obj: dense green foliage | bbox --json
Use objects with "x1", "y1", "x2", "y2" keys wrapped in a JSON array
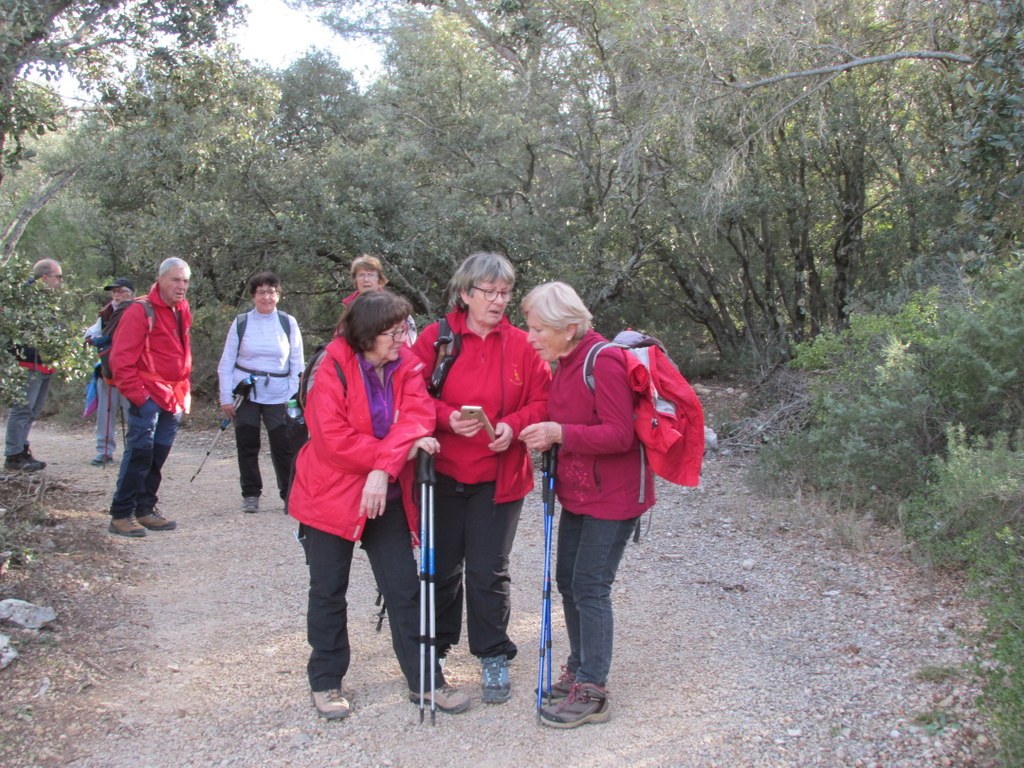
[{"x1": 0, "y1": 255, "x2": 91, "y2": 407}]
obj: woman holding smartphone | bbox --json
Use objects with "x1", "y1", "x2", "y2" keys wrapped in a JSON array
[{"x1": 411, "y1": 252, "x2": 550, "y2": 705}]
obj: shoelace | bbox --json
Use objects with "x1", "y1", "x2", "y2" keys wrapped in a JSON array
[
  {"x1": 555, "y1": 666, "x2": 575, "y2": 688},
  {"x1": 483, "y1": 661, "x2": 505, "y2": 685},
  {"x1": 323, "y1": 689, "x2": 347, "y2": 703}
]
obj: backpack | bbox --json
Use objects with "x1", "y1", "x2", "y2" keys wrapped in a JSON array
[
  {"x1": 584, "y1": 330, "x2": 705, "y2": 488},
  {"x1": 92, "y1": 299, "x2": 155, "y2": 384},
  {"x1": 296, "y1": 343, "x2": 347, "y2": 410},
  {"x1": 233, "y1": 311, "x2": 294, "y2": 381},
  {"x1": 427, "y1": 317, "x2": 461, "y2": 397},
  {"x1": 235, "y1": 311, "x2": 292, "y2": 350}
]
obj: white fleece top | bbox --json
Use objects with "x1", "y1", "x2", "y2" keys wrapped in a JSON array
[{"x1": 217, "y1": 309, "x2": 304, "y2": 405}]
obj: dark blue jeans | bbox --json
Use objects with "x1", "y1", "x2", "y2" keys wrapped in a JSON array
[
  {"x1": 433, "y1": 474, "x2": 524, "y2": 660},
  {"x1": 109, "y1": 399, "x2": 181, "y2": 519},
  {"x1": 555, "y1": 509, "x2": 637, "y2": 688}
]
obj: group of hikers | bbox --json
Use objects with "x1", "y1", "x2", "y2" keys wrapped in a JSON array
[{"x1": 4, "y1": 251, "x2": 703, "y2": 729}]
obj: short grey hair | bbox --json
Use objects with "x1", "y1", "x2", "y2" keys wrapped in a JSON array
[
  {"x1": 32, "y1": 259, "x2": 61, "y2": 278},
  {"x1": 447, "y1": 251, "x2": 516, "y2": 310},
  {"x1": 520, "y1": 281, "x2": 592, "y2": 340},
  {"x1": 159, "y1": 257, "x2": 191, "y2": 277}
]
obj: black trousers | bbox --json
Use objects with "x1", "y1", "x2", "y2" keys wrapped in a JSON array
[
  {"x1": 234, "y1": 400, "x2": 296, "y2": 500},
  {"x1": 432, "y1": 474, "x2": 524, "y2": 660},
  {"x1": 302, "y1": 499, "x2": 442, "y2": 693}
]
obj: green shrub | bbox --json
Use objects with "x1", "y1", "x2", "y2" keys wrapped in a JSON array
[{"x1": 907, "y1": 430, "x2": 1024, "y2": 766}]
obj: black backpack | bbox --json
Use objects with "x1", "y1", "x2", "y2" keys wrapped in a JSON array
[
  {"x1": 91, "y1": 299, "x2": 155, "y2": 383},
  {"x1": 296, "y1": 343, "x2": 347, "y2": 410},
  {"x1": 427, "y1": 317, "x2": 461, "y2": 397}
]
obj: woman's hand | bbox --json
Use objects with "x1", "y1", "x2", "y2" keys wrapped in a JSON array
[
  {"x1": 360, "y1": 469, "x2": 390, "y2": 519},
  {"x1": 449, "y1": 409, "x2": 484, "y2": 437},
  {"x1": 488, "y1": 422, "x2": 514, "y2": 453},
  {"x1": 220, "y1": 403, "x2": 236, "y2": 419},
  {"x1": 519, "y1": 421, "x2": 563, "y2": 452},
  {"x1": 407, "y1": 436, "x2": 440, "y2": 460}
]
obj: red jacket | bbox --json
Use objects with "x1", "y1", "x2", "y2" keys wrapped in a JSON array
[
  {"x1": 412, "y1": 311, "x2": 550, "y2": 503},
  {"x1": 550, "y1": 331, "x2": 655, "y2": 520},
  {"x1": 110, "y1": 284, "x2": 192, "y2": 413},
  {"x1": 288, "y1": 338, "x2": 435, "y2": 542}
]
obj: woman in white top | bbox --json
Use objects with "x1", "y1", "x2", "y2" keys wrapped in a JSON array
[{"x1": 217, "y1": 272, "x2": 304, "y2": 513}]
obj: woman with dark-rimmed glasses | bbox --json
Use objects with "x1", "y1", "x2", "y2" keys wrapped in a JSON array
[
  {"x1": 289, "y1": 290, "x2": 469, "y2": 719},
  {"x1": 411, "y1": 251, "x2": 551, "y2": 705}
]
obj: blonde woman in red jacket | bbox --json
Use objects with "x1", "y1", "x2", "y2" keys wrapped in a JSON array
[
  {"x1": 289, "y1": 291, "x2": 469, "y2": 720},
  {"x1": 411, "y1": 252, "x2": 551, "y2": 705},
  {"x1": 520, "y1": 281, "x2": 654, "y2": 729}
]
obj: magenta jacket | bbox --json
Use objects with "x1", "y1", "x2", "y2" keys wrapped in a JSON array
[{"x1": 550, "y1": 330, "x2": 655, "y2": 520}]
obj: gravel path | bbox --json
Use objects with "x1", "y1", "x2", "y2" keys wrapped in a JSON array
[{"x1": 0, "y1": 420, "x2": 998, "y2": 767}]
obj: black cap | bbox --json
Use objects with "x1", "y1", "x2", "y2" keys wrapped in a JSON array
[{"x1": 103, "y1": 277, "x2": 134, "y2": 291}]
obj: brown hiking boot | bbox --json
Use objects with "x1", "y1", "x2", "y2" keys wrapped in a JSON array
[
  {"x1": 311, "y1": 688, "x2": 351, "y2": 720},
  {"x1": 408, "y1": 683, "x2": 471, "y2": 714},
  {"x1": 136, "y1": 511, "x2": 177, "y2": 531},
  {"x1": 539, "y1": 682, "x2": 610, "y2": 729},
  {"x1": 109, "y1": 518, "x2": 146, "y2": 538},
  {"x1": 536, "y1": 665, "x2": 576, "y2": 700}
]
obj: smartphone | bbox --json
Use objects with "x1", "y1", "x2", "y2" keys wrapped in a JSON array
[{"x1": 460, "y1": 405, "x2": 496, "y2": 440}]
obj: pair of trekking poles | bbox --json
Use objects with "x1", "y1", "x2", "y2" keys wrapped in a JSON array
[{"x1": 414, "y1": 445, "x2": 559, "y2": 726}]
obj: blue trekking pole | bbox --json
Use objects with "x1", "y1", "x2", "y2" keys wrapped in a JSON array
[
  {"x1": 536, "y1": 445, "x2": 559, "y2": 723},
  {"x1": 416, "y1": 449, "x2": 437, "y2": 725}
]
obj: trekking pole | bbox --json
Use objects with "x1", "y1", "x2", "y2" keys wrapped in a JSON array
[
  {"x1": 536, "y1": 445, "x2": 559, "y2": 723},
  {"x1": 416, "y1": 448, "x2": 437, "y2": 725},
  {"x1": 189, "y1": 375, "x2": 254, "y2": 483}
]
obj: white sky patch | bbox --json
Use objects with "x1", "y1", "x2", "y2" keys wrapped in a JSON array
[{"x1": 230, "y1": 0, "x2": 382, "y2": 84}]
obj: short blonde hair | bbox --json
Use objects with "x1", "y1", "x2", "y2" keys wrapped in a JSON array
[
  {"x1": 520, "y1": 281, "x2": 592, "y2": 340},
  {"x1": 350, "y1": 254, "x2": 388, "y2": 285}
]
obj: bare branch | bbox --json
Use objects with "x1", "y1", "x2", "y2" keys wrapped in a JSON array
[
  {"x1": 1, "y1": 167, "x2": 80, "y2": 264},
  {"x1": 728, "y1": 50, "x2": 973, "y2": 92}
]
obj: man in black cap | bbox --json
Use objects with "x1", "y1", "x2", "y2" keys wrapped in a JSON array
[{"x1": 84, "y1": 277, "x2": 135, "y2": 465}]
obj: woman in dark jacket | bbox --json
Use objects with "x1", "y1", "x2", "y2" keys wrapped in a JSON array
[{"x1": 519, "y1": 281, "x2": 654, "y2": 729}]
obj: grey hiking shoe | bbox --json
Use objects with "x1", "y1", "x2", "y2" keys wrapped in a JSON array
[
  {"x1": 539, "y1": 682, "x2": 610, "y2": 729},
  {"x1": 5, "y1": 451, "x2": 45, "y2": 472},
  {"x1": 242, "y1": 496, "x2": 259, "y2": 514},
  {"x1": 481, "y1": 654, "x2": 511, "y2": 704}
]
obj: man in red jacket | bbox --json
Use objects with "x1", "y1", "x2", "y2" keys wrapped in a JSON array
[{"x1": 107, "y1": 258, "x2": 192, "y2": 538}]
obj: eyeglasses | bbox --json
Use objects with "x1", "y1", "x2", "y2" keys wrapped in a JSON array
[
  {"x1": 255, "y1": 288, "x2": 279, "y2": 296},
  {"x1": 472, "y1": 286, "x2": 512, "y2": 302},
  {"x1": 381, "y1": 325, "x2": 409, "y2": 341}
]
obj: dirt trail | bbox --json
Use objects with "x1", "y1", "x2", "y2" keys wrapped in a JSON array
[{"x1": 0, "y1": 418, "x2": 997, "y2": 767}]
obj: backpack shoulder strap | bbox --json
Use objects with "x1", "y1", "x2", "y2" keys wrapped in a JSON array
[
  {"x1": 234, "y1": 313, "x2": 248, "y2": 348},
  {"x1": 277, "y1": 311, "x2": 291, "y2": 339},
  {"x1": 428, "y1": 317, "x2": 461, "y2": 397},
  {"x1": 582, "y1": 341, "x2": 621, "y2": 392}
]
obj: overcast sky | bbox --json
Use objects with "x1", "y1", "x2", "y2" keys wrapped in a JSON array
[{"x1": 230, "y1": 0, "x2": 381, "y2": 83}]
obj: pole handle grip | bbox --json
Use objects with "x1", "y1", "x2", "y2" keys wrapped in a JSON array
[{"x1": 416, "y1": 448, "x2": 435, "y2": 484}]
